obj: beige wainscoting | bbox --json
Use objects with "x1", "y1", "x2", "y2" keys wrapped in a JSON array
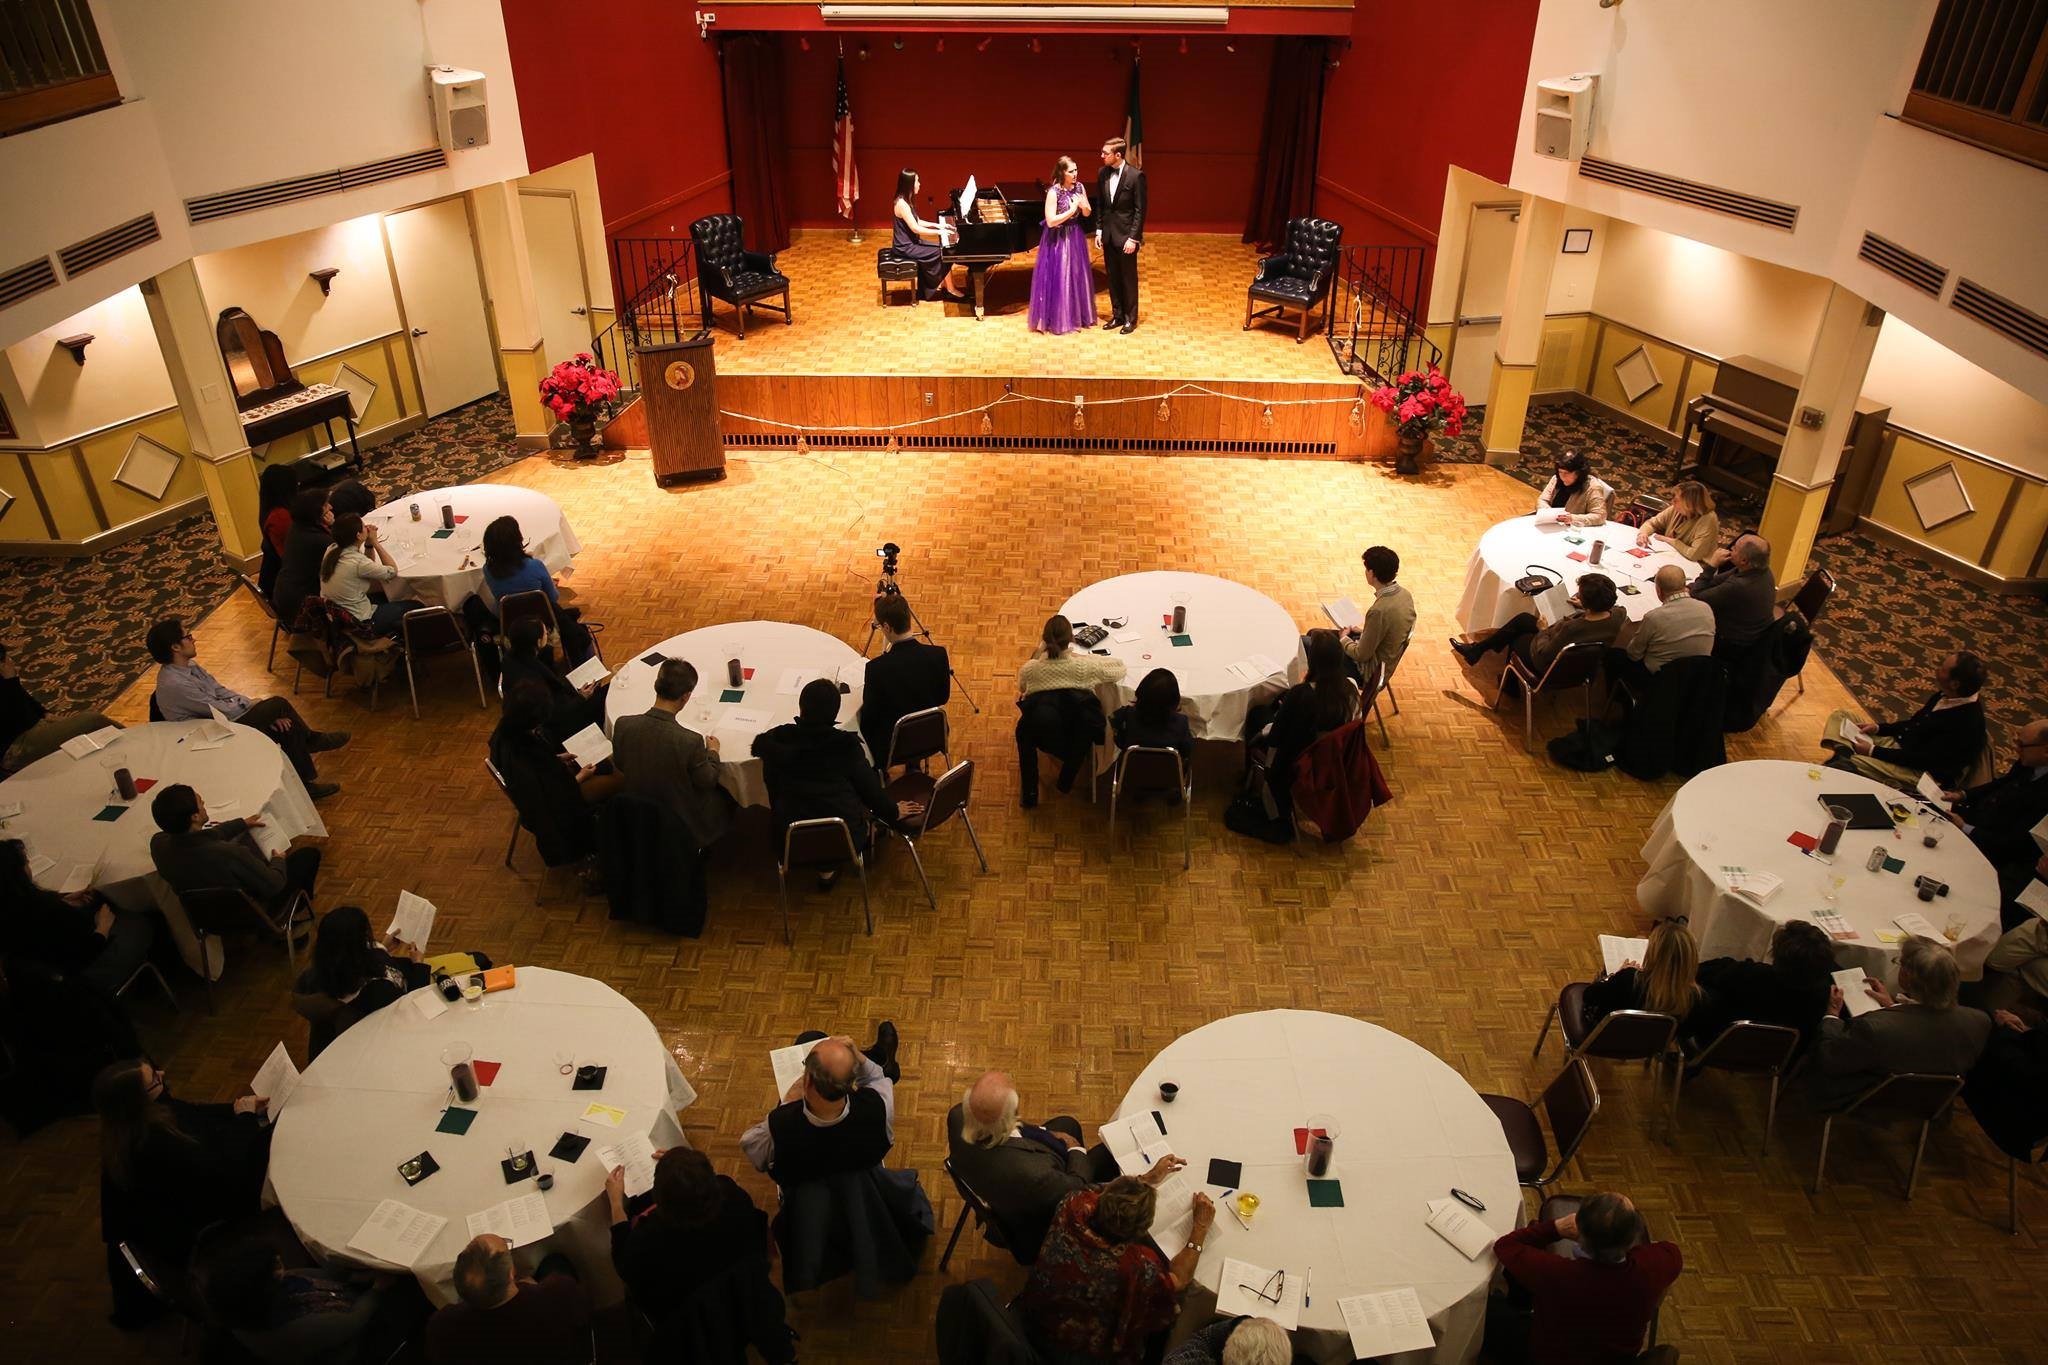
[
  {"x1": 1865, "y1": 427, "x2": 2048, "y2": 585},
  {"x1": 0, "y1": 406, "x2": 202, "y2": 551}
]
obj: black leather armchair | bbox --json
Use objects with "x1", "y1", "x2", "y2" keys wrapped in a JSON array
[
  {"x1": 689, "y1": 214, "x2": 793, "y2": 339},
  {"x1": 1246, "y1": 216, "x2": 1344, "y2": 342}
]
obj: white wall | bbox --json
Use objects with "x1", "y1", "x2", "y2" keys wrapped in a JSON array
[
  {"x1": 192, "y1": 217, "x2": 403, "y2": 363},
  {"x1": 1, "y1": 288, "x2": 176, "y2": 447},
  {"x1": 1864, "y1": 316, "x2": 2048, "y2": 476},
  {"x1": 518, "y1": 156, "x2": 613, "y2": 311},
  {"x1": 1591, "y1": 220, "x2": 1832, "y2": 370},
  {"x1": 1429, "y1": 166, "x2": 1604, "y2": 325}
]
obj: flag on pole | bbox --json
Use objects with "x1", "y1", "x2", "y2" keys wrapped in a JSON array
[
  {"x1": 1123, "y1": 51, "x2": 1144, "y2": 169},
  {"x1": 833, "y1": 55, "x2": 859, "y2": 219}
]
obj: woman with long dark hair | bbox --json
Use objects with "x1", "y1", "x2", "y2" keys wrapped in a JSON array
[
  {"x1": 891, "y1": 169, "x2": 967, "y2": 303},
  {"x1": 1111, "y1": 667, "x2": 1193, "y2": 767},
  {"x1": 318, "y1": 514, "x2": 422, "y2": 635},
  {"x1": 289, "y1": 905, "x2": 430, "y2": 1058},
  {"x1": 500, "y1": 616, "x2": 604, "y2": 742},
  {"x1": 480, "y1": 515, "x2": 593, "y2": 664},
  {"x1": 1254, "y1": 628, "x2": 1361, "y2": 823},
  {"x1": 256, "y1": 463, "x2": 299, "y2": 597},
  {"x1": 271, "y1": 487, "x2": 333, "y2": 627}
]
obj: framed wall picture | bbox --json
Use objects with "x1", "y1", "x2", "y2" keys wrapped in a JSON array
[
  {"x1": 1614, "y1": 344, "x2": 1662, "y2": 404},
  {"x1": 114, "y1": 433, "x2": 183, "y2": 501},
  {"x1": 1562, "y1": 227, "x2": 1594, "y2": 254},
  {"x1": 335, "y1": 362, "x2": 377, "y2": 423},
  {"x1": 1902, "y1": 461, "x2": 1974, "y2": 532}
]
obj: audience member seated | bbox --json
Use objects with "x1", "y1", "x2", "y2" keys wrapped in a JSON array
[
  {"x1": 1017, "y1": 615, "x2": 1124, "y2": 806},
  {"x1": 0, "y1": 954, "x2": 140, "y2": 1136},
  {"x1": 1451, "y1": 572, "x2": 1623, "y2": 674},
  {"x1": 1112, "y1": 668, "x2": 1194, "y2": 770},
  {"x1": 1164, "y1": 1316, "x2": 1299, "y2": 1365},
  {"x1": 1963, "y1": 1006, "x2": 2048, "y2": 1165},
  {"x1": 490, "y1": 681, "x2": 619, "y2": 874},
  {"x1": 1945, "y1": 720, "x2": 2048, "y2": 914},
  {"x1": 1247, "y1": 629, "x2": 1359, "y2": 827},
  {"x1": 1342, "y1": 544, "x2": 1416, "y2": 687},
  {"x1": 1977, "y1": 908, "x2": 2048, "y2": 1015},
  {"x1": 256, "y1": 463, "x2": 299, "y2": 599},
  {"x1": 207, "y1": 1236, "x2": 425, "y2": 1365},
  {"x1": 1533, "y1": 450, "x2": 1612, "y2": 527},
  {"x1": 145, "y1": 617, "x2": 348, "y2": 799},
  {"x1": 753, "y1": 681, "x2": 921, "y2": 880},
  {"x1": 271, "y1": 487, "x2": 334, "y2": 629},
  {"x1": 1016, "y1": 1175, "x2": 1215, "y2": 1365},
  {"x1": 1810, "y1": 935, "x2": 1992, "y2": 1110},
  {"x1": 291, "y1": 905, "x2": 431, "y2": 1059},
  {"x1": 611, "y1": 658, "x2": 733, "y2": 851},
  {"x1": 425, "y1": 1233, "x2": 591, "y2": 1365},
  {"x1": 1825, "y1": 651, "x2": 1987, "y2": 791},
  {"x1": 94, "y1": 1058, "x2": 270, "y2": 1320},
  {"x1": 1, "y1": 641, "x2": 121, "y2": 772},
  {"x1": 1688, "y1": 919, "x2": 1837, "y2": 1052},
  {"x1": 1633, "y1": 479, "x2": 1722, "y2": 562},
  {"x1": 861, "y1": 593, "x2": 952, "y2": 767},
  {"x1": 0, "y1": 837, "x2": 160, "y2": 995},
  {"x1": 149, "y1": 783, "x2": 321, "y2": 919},
  {"x1": 607, "y1": 1146, "x2": 775, "y2": 1318},
  {"x1": 1582, "y1": 918, "x2": 1702, "y2": 1037},
  {"x1": 1606, "y1": 564, "x2": 1715, "y2": 699},
  {"x1": 317, "y1": 513, "x2": 422, "y2": 637},
  {"x1": 500, "y1": 617, "x2": 605, "y2": 743},
  {"x1": 1487, "y1": 1191, "x2": 1681, "y2": 1365},
  {"x1": 947, "y1": 1070, "x2": 1121, "y2": 1263},
  {"x1": 1688, "y1": 534, "x2": 1777, "y2": 657},
  {"x1": 481, "y1": 515, "x2": 594, "y2": 663},
  {"x1": 742, "y1": 1031, "x2": 900, "y2": 1187},
  {"x1": 327, "y1": 476, "x2": 376, "y2": 520}
]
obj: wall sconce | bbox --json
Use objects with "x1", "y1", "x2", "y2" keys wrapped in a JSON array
[
  {"x1": 695, "y1": 10, "x2": 714, "y2": 38},
  {"x1": 309, "y1": 267, "x2": 341, "y2": 296},
  {"x1": 56, "y1": 333, "x2": 94, "y2": 364}
]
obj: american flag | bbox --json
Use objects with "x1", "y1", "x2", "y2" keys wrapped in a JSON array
[{"x1": 833, "y1": 56, "x2": 859, "y2": 220}]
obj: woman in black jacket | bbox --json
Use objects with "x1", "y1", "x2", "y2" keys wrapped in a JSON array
[
  {"x1": 1111, "y1": 668, "x2": 1195, "y2": 768},
  {"x1": 290, "y1": 905, "x2": 430, "y2": 1058},
  {"x1": 0, "y1": 838, "x2": 159, "y2": 994},
  {"x1": 1687, "y1": 918, "x2": 1837, "y2": 1051},
  {"x1": 608, "y1": 1146, "x2": 774, "y2": 1312},
  {"x1": 270, "y1": 487, "x2": 333, "y2": 629},
  {"x1": 490, "y1": 682, "x2": 619, "y2": 870},
  {"x1": 1253, "y1": 629, "x2": 1359, "y2": 822},
  {"x1": 499, "y1": 617, "x2": 603, "y2": 743}
]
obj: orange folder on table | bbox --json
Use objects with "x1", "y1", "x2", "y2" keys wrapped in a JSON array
[{"x1": 481, "y1": 965, "x2": 517, "y2": 993}]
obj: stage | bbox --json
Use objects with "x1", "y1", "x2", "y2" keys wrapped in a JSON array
[{"x1": 691, "y1": 231, "x2": 1396, "y2": 460}]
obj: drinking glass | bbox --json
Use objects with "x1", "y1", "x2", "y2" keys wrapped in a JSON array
[
  {"x1": 1304, "y1": 1112, "x2": 1342, "y2": 1177},
  {"x1": 461, "y1": 976, "x2": 485, "y2": 1010},
  {"x1": 1234, "y1": 1191, "x2": 1260, "y2": 1223},
  {"x1": 442, "y1": 1043, "x2": 479, "y2": 1104}
]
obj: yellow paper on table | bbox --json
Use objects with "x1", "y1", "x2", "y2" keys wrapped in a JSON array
[{"x1": 579, "y1": 1101, "x2": 628, "y2": 1128}]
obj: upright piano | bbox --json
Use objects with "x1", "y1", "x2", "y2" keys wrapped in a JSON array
[
  {"x1": 1675, "y1": 354, "x2": 1889, "y2": 534},
  {"x1": 216, "y1": 307, "x2": 363, "y2": 466},
  {"x1": 942, "y1": 181, "x2": 1046, "y2": 320}
]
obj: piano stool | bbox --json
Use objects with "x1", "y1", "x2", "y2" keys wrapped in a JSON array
[{"x1": 877, "y1": 248, "x2": 922, "y2": 307}]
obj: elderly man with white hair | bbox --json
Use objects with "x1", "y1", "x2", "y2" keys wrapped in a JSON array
[
  {"x1": 1163, "y1": 1315, "x2": 1297, "y2": 1365},
  {"x1": 946, "y1": 1069, "x2": 1122, "y2": 1261},
  {"x1": 1809, "y1": 935, "x2": 1991, "y2": 1111},
  {"x1": 1687, "y1": 532, "x2": 1777, "y2": 655}
]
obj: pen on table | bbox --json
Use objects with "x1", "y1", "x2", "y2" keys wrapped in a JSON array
[{"x1": 1303, "y1": 1266, "x2": 1312, "y2": 1307}]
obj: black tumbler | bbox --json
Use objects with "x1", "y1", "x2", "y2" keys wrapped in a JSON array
[
  {"x1": 114, "y1": 767, "x2": 137, "y2": 801},
  {"x1": 1171, "y1": 604, "x2": 1186, "y2": 633},
  {"x1": 727, "y1": 658, "x2": 743, "y2": 688}
]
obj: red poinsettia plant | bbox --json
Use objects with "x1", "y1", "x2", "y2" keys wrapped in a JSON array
[
  {"x1": 1368, "y1": 366, "x2": 1468, "y2": 441},
  {"x1": 538, "y1": 353, "x2": 622, "y2": 424}
]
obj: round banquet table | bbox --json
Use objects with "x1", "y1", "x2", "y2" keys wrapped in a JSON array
[
  {"x1": 1455, "y1": 513, "x2": 1698, "y2": 635},
  {"x1": 0, "y1": 720, "x2": 324, "y2": 979},
  {"x1": 364, "y1": 483, "x2": 580, "y2": 609},
  {"x1": 1636, "y1": 759, "x2": 2001, "y2": 981},
  {"x1": 1058, "y1": 572, "x2": 1306, "y2": 744},
  {"x1": 603, "y1": 622, "x2": 867, "y2": 809},
  {"x1": 1116, "y1": 1010, "x2": 1519, "y2": 1365},
  {"x1": 267, "y1": 967, "x2": 697, "y2": 1306}
]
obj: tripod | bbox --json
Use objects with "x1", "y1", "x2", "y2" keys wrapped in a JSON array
[{"x1": 858, "y1": 563, "x2": 982, "y2": 714}]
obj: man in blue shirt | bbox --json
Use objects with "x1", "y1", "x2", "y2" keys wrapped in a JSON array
[{"x1": 145, "y1": 617, "x2": 348, "y2": 799}]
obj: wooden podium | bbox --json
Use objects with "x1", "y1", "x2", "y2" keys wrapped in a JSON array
[{"x1": 637, "y1": 334, "x2": 724, "y2": 484}]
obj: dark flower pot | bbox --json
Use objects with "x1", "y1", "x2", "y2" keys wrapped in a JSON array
[
  {"x1": 1395, "y1": 430, "x2": 1428, "y2": 476},
  {"x1": 568, "y1": 414, "x2": 599, "y2": 459}
]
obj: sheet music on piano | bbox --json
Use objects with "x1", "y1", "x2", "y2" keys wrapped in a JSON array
[{"x1": 960, "y1": 175, "x2": 978, "y2": 219}]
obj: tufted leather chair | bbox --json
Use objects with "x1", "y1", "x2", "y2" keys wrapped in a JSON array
[
  {"x1": 689, "y1": 214, "x2": 793, "y2": 339},
  {"x1": 1245, "y1": 216, "x2": 1344, "y2": 342}
]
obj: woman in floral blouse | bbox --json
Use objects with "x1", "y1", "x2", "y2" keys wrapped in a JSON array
[{"x1": 1018, "y1": 1169, "x2": 1215, "y2": 1365}]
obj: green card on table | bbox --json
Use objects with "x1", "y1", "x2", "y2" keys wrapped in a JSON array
[
  {"x1": 1169, "y1": 635, "x2": 1193, "y2": 647},
  {"x1": 92, "y1": 805, "x2": 127, "y2": 822},
  {"x1": 719, "y1": 688, "x2": 746, "y2": 703},
  {"x1": 436, "y1": 1107, "x2": 478, "y2": 1135},
  {"x1": 1306, "y1": 1179, "x2": 1344, "y2": 1208}
]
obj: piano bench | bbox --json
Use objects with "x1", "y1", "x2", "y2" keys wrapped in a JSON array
[{"x1": 877, "y1": 249, "x2": 921, "y2": 307}]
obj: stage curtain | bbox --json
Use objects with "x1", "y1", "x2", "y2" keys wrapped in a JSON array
[
  {"x1": 1243, "y1": 38, "x2": 1331, "y2": 251},
  {"x1": 720, "y1": 34, "x2": 790, "y2": 253}
]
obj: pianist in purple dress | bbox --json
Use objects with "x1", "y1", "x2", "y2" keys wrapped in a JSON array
[
  {"x1": 892, "y1": 170, "x2": 966, "y2": 303},
  {"x1": 1027, "y1": 158, "x2": 1096, "y2": 335}
]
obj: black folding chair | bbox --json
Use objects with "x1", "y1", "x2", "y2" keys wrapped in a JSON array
[
  {"x1": 174, "y1": 884, "x2": 312, "y2": 1013},
  {"x1": 775, "y1": 817, "x2": 872, "y2": 943},
  {"x1": 1676, "y1": 1020, "x2": 1801, "y2": 1153},
  {"x1": 896, "y1": 760, "x2": 989, "y2": 909},
  {"x1": 1109, "y1": 745, "x2": 1192, "y2": 869},
  {"x1": 1813, "y1": 1071, "x2": 1965, "y2": 1198},
  {"x1": 1480, "y1": 1058, "x2": 1602, "y2": 1203}
]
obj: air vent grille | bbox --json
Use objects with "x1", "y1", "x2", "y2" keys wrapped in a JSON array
[
  {"x1": 184, "y1": 147, "x2": 448, "y2": 224},
  {"x1": 1857, "y1": 232, "x2": 1948, "y2": 297},
  {"x1": 1951, "y1": 277, "x2": 2048, "y2": 360},
  {"x1": 56, "y1": 213, "x2": 160, "y2": 279},
  {"x1": 1578, "y1": 156, "x2": 1799, "y2": 231},
  {"x1": 0, "y1": 256, "x2": 60, "y2": 310}
]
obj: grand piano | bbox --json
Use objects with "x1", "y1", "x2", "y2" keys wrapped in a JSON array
[
  {"x1": 216, "y1": 307, "x2": 363, "y2": 466},
  {"x1": 1675, "y1": 354, "x2": 1889, "y2": 534},
  {"x1": 942, "y1": 180, "x2": 1046, "y2": 320}
]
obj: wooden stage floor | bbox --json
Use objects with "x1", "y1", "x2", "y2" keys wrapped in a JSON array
[{"x1": 8, "y1": 447, "x2": 2046, "y2": 1364}]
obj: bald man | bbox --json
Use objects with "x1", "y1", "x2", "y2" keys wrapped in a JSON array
[
  {"x1": 1608, "y1": 563, "x2": 1716, "y2": 698},
  {"x1": 425, "y1": 1232, "x2": 589, "y2": 1364},
  {"x1": 740, "y1": 1031, "x2": 897, "y2": 1187},
  {"x1": 1689, "y1": 533, "x2": 1777, "y2": 654},
  {"x1": 945, "y1": 1070, "x2": 1121, "y2": 1260}
]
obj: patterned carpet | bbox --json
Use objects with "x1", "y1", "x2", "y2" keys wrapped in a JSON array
[
  {"x1": 0, "y1": 395, "x2": 524, "y2": 719},
  {"x1": 1442, "y1": 401, "x2": 2048, "y2": 741}
]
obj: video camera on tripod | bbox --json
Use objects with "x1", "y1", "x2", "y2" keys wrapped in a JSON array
[{"x1": 874, "y1": 542, "x2": 903, "y2": 596}]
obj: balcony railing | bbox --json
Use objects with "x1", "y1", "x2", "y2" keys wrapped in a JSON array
[
  {"x1": 1, "y1": 0, "x2": 119, "y2": 137},
  {"x1": 1903, "y1": 0, "x2": 2048, "y2": 170}
]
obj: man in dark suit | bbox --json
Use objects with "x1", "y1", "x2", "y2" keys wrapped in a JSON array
[
  {"x1": 148, "y1": 783, "x2": 320, "y2": 920},
  {"x1": 1945, "y1": 718, "x2": 2048, "y2": 917},
  {"x1": 1094, "y1": 137, "x2": 1147, "y2": 334},
  {"x1": 946, "y1": 1070, "x2": 1119, "y2": 1262},
  {"x1": 753, "y1": 681, "x2": 922, "y2": 881},
  {"x1": 1810, "y1": 936, "x2": 1990, "y2": 1110},
  {"x1": 1688, "y1": 533, "x2": 1777, "y2": 656},
  {"x1": 611, "y1": 658, "x2": 733, "y2": 849},
  {"x1": 1835, "y1": 651, "x2": 1988, "y2": 790},
  {"x1": 861, "y1": 595, "x2": 951, "y2": 770}
]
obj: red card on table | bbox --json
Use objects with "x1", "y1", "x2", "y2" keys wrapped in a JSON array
[
  {"x1": 1626, "y1": 547, "x2": 1651, "y2": 558},
  {"x1": 1565, "y1": 551, "x2": 1588, "y2": 563},
  {"x1": 472, "y1": 1060, "x2": 503, "y2": 1086},
  {"x1": 742, "y1": 667, "x2": 755, "y2": 680},
  {"x1": 1163, "y1": 614, "x2": 1173, "y2": 627},
  {"x1": 452, "y1": 514, "x2": 469, "y2": 524},
  {"x1": 1292, "y1": 1126, "x2": 1329, "y2": 1155},
  {"x1": 1787, "y1": 831, "x2": 1818, "y2": 851},
  {"x1": 133, "y1": 778, "x2": 157, "y2": 793}
]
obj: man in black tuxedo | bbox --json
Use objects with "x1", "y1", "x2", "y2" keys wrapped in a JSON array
[
  {"x1": 1094, "y1": 137, "x2": 1147, "y2": 334},
  {"x1": 1944, "y1": 718, "x2": 2048, "y2": 923},
  {"x1": 860, "y1": 594, "x2": 951, "y2": 769}
]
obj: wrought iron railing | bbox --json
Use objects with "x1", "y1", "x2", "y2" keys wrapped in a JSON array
[
  {"x1": 1326, "y1": 244, "x2": 1442, "y2": 386},
  {"x1": 591, "y1": 236, "x2": 702, "y2": 400}
]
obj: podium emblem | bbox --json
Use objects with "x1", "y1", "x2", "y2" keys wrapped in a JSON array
[{"x1": 663, "y1": 359, "x2": 696, "y2": 391}]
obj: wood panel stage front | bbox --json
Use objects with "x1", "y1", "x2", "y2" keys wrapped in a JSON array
[{"x1": 704, "y1": 231, "x2": 1394, "y2": 460}]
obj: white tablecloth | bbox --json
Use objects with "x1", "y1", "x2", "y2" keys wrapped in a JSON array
[
  {"x1": 0, "y1": 721, "x2": 325, "y2": 978},
  {"x1": 603, "y1": 622, "x2": 867, "y2": 809},
  {"x1": 267, "y1": 967, "x2": 696, "y2": 1306},
  {"x1": 1059, "y1": 572, "x2": 1306, "y2": 743},
  {"x1": 1455, "y1": 514, "x2": 1697, "y2": 634},
  {"x1": 366, "y1": 483, "x2": 580, "y2": 609},
  {"x1": 1116, "y1": 1010, "x2": 1518, "y2": 1365},
  {"x1": 1635, "y1": 760, "x2": 2001, "y2": 982}
]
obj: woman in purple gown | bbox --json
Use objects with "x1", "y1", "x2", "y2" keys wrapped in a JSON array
[{"x1": 1028, "y1": 157, "x2": 1096, "y2": 335}]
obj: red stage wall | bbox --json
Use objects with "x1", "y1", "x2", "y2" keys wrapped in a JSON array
[
  {"x1": 501, "y1": 0, "x2": 733, "y2": 241},
  {"x1": 778, "y1": 36, "x2": 1274, "y2": 233}
]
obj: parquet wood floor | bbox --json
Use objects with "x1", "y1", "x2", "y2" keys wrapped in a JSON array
[
  {"x1": 713, "y1": 231, "x2": 1344, "y2": 382},
  {"x1": 9, "y1": 446, "x2": 2046, "y2": 1365}
]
